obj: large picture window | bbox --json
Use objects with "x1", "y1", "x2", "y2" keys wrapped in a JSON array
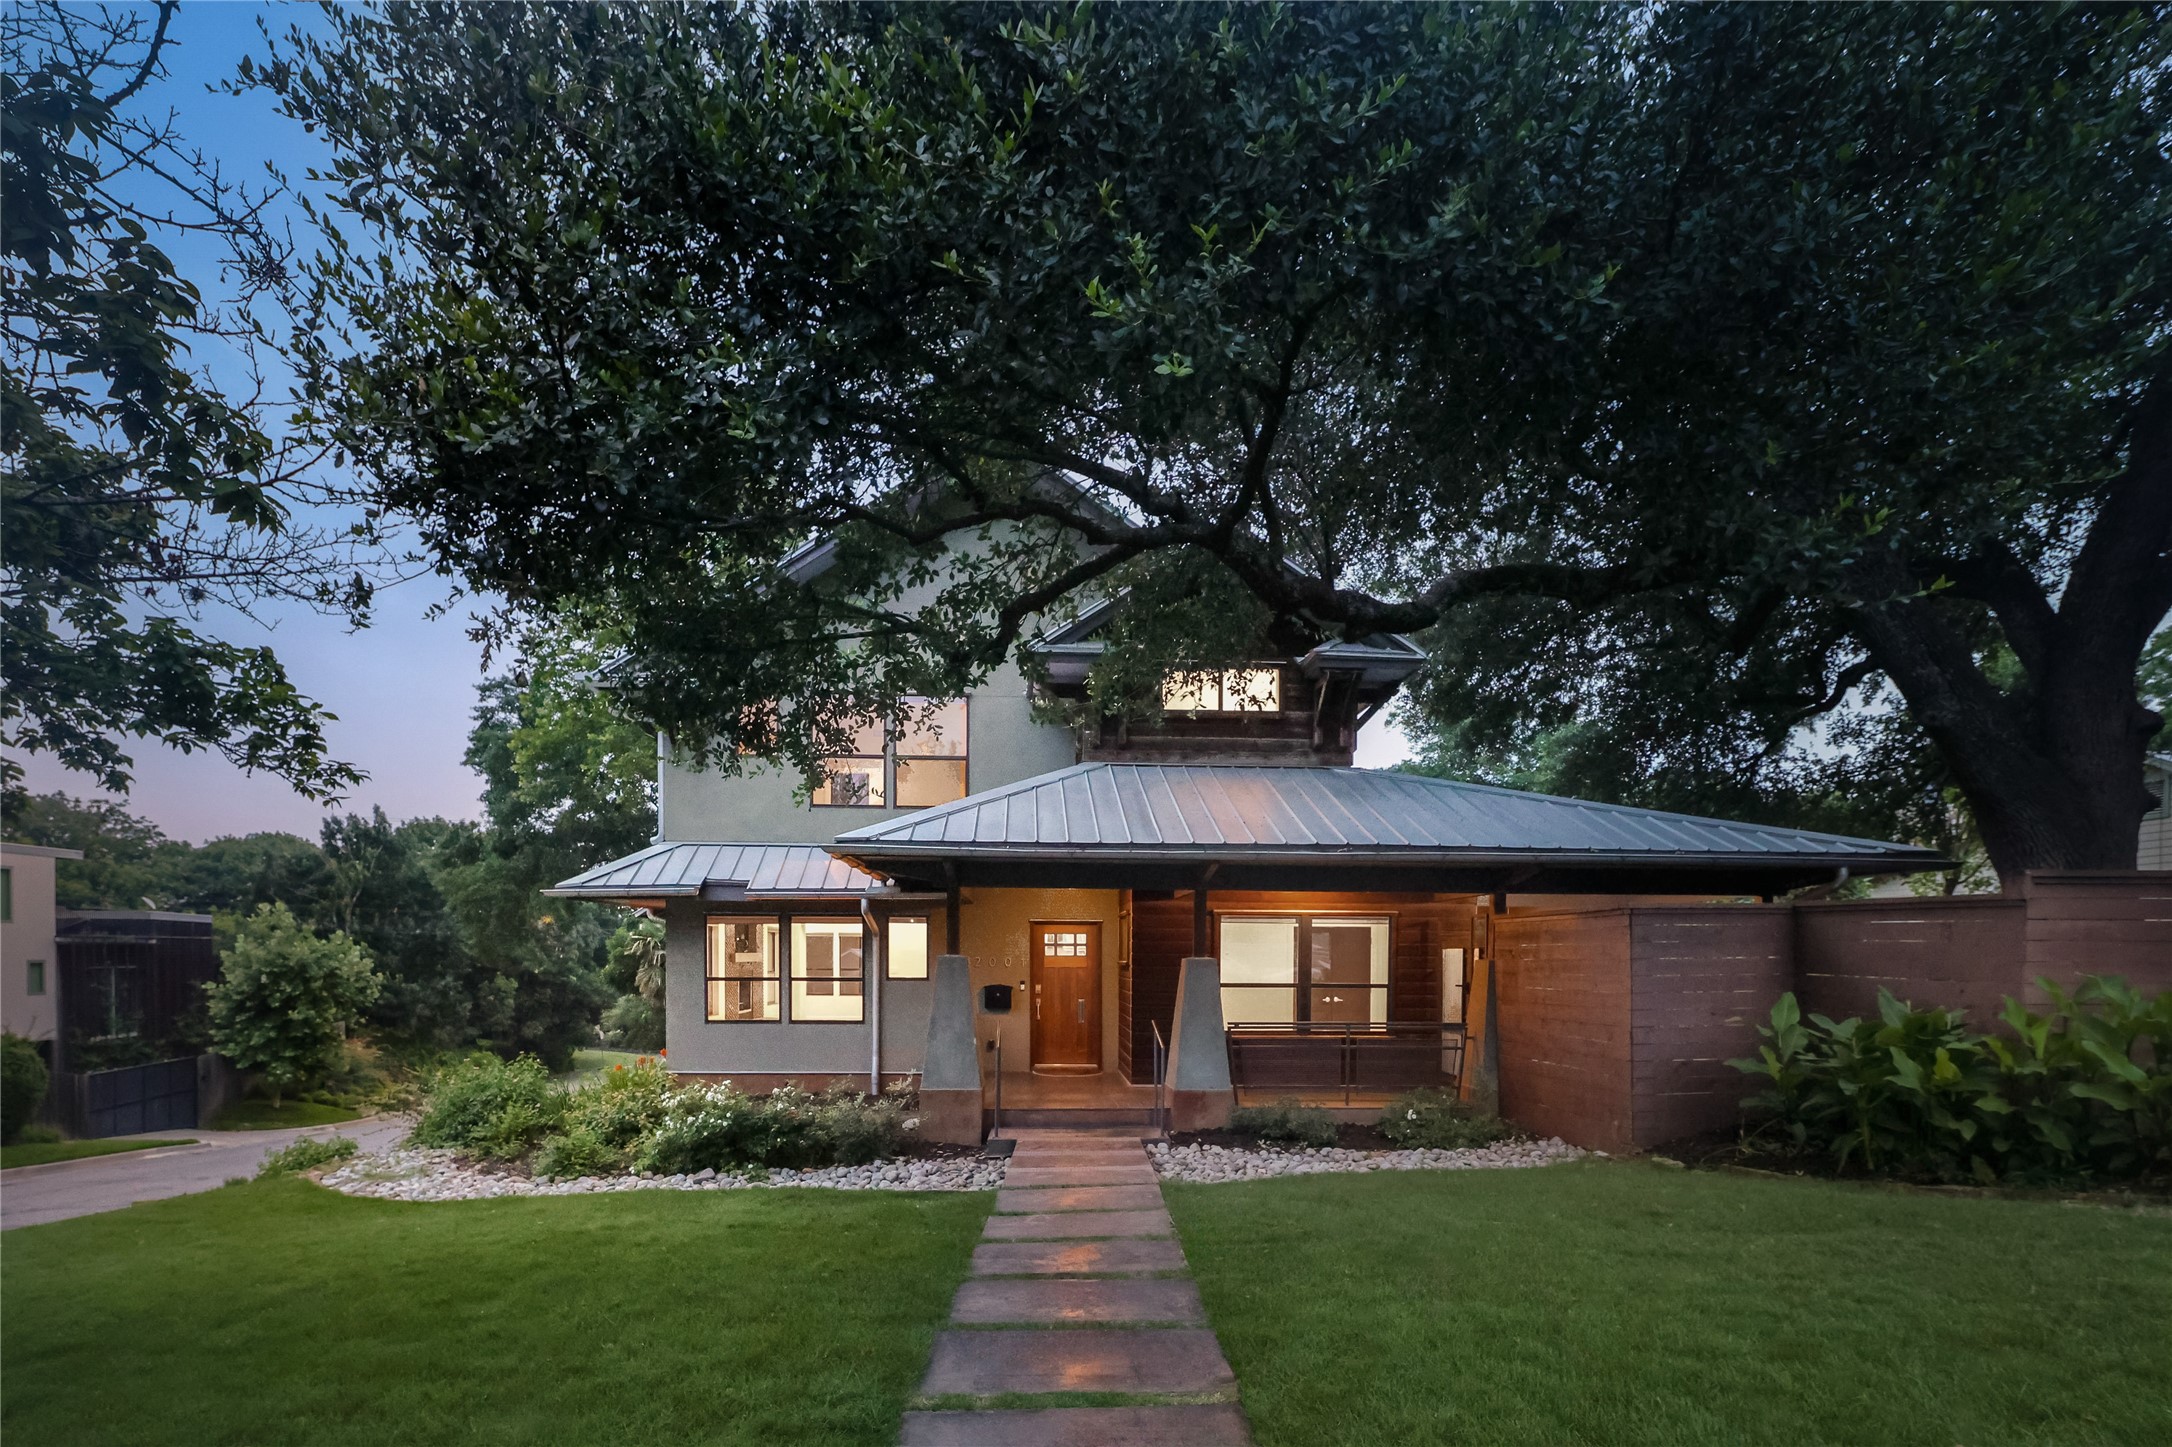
[
  {"x1": 791, "y1": 919, "x2": 865, "y2": 1022},
  {"x1": 1218, "y1": 915, "x2": 1389, "y2": 1024},
  {"x1": 707, "y1": 919, "x2": 780, "y2": 1022},
  {"x1": 812, "y1": 698, "x2": 968, "y2": 807}
]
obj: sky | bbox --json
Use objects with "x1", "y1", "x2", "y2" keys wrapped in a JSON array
[{"x1": 9, "y1": 2, "x2": 1411, "y2": 846}]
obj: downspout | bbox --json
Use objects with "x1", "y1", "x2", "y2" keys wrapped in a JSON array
[
  {"x1": 654, "y1": 731, "x2": 669, "y2": 844},
  {"x1": 861, "y1": 896, "x2": 882, "y2": 1095}
]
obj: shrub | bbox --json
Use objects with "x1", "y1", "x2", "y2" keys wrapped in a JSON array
[
  {"x1": 1732, "y1": 976, "x2": 2172, "y2": 1183},
  {"x1": 630, "y1": 1082, "x2": 909, "y2": 1174},
  {"x1": 207, "y1": 904, "x2": 382, "y2": 1107},
  {"x1": 600, "y1": 993, "x2": 665, "y2": 1052},
  {"x1": 1229, "y1": 1098, "x2": 1339, "y2": 1148},
  {"x1": 532, "y1": 1058, "x2": 676, "y2": 1177},
  {"x1": 257, "y1": 1135, "x2": 358, "y2": 1177},
  {"x1": 533, "y1": 1125, "x2": 623, "y2": 1180},
  {"x1": 1, "y1": 1034, "x2": 51, "y2": 1144},
  {"x1": 1379, "y1": 1088, "x2": 1515, "y2": 1150},
  {"x1": 410, "y1": 1052, "x2": 567, "y2": 1160}
]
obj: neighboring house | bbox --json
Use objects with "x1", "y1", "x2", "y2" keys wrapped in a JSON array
[
  {"x1": 551, "y1": 563, "x2": 1946, "y2": 1147},
  {"x1": 53, "y1": 910, "x2": 219, "y2": 1064},
  {"x1": 2142, "y1": 754, "x2": 2171, "y2": 871},
  {"x1": 1, "y1": 842, "x2": 83, "y2": 1051}
]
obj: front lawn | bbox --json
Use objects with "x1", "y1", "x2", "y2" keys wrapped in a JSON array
[
  {"x1": 2, "y1": 1177, "x2": 989, "y2": 1446},
  {"x1": 211, "y1": 1098, "x2": 361, "y2": 1129},
  {"x1": 0, "y1": 1138, "x2": 195, "y2": 1170},
  {"x1": 1167, "y1": 1162, "x2": 2172, "y2": 1447}
]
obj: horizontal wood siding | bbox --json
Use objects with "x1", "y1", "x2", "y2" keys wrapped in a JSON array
[
  {"x1": 1627, "y1": 907, "x2": 1792, "y2": 1147},
  {"x1": 1127, "y1": 894, "x2": 1190, "y2": 1083},
  {"x1": 1792, "y1": 898, "x2": 2027, "y2": 1024},
  {"x1": 2019, "y1": 872, "x2": 2172, "y2": 1000},
  {"x1": 1494, "y1": 911, "x2": 1633, "y2": 1153}
]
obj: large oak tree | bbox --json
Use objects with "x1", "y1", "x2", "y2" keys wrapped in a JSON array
[{"x1": 269, "y1": 2, "x2": 2170, "y2": 884}]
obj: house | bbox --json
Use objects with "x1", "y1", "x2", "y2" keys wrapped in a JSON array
[
  {"x1": 1, "y1": 842, "x2": 83, "y2": 1055},
  {"x1": 551, "y1": 573, "x2": 1968, "y2": 1151},
  {"x1": 2142, "y1": 754, "x2": 2170, "y2": 871}
]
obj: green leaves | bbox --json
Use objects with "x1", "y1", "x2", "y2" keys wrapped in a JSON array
[
  {"x1": 206, "y1": 904, "x2": 382, "y2": 1104},
  {"x1": 1732, "y1": 977, "x2": 2172, "y2": 1183}
]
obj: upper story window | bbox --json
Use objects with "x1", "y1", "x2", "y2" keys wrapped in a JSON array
[
  {"x1": 812, "y1": 697, "x2": 968, "y2": 807},
  {"x1": 1162, "y1": 668, "x2": 1282, "y2": 714}
]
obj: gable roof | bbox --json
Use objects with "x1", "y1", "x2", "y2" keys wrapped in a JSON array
[
  {"x1": 831, "y1": 762, "x2": 1944, "y2": 888},
  {"x1": 545, "y1": 843, "x2": 877, "y2": 901}
]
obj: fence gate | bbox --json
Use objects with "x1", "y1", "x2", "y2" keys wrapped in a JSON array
[{"x1": 64, "y1": 1058, "x2": 199, "y2": 1138}]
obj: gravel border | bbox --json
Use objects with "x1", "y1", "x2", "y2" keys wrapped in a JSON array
[
  {"x1": 1148, "y1": 1136, "x2": 1588, "y2": 1183},
  {"x1": 318, "y1": 1146, "x2": 1005, "y2": 1202}
]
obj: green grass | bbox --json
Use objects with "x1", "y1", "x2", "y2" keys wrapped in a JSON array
[
  {"x1": 211, "y1": 1098, "x2": 361, "y2": 1129},
  {"x1": 567, "y1": 1048, "x2": 648, "y2": 1082},
  {"x1": 1167, "y1": 1161, "x2": 2172, "y2": 1447},
  {"x1": 0, "y1": 1138, "x2": 195, "y2": 1170},
  {"x1": 2, "y1": 1176, "x2": 990, "y2": 1446}
]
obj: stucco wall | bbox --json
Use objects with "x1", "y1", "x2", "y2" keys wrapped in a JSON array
[
  {"x1": 661, "y1": 659, "x2": 1077, "y2": 844},
  {"x1": 956, "y1": 887, "x2": 1124, "y2": 1081},
  {"x1": 0, "y1": 847, "x2": 63, "y2": 1042}
]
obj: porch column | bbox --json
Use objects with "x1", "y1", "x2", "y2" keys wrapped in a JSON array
[
  {"x1": 917, "y1": 954, "x2": 982, "y2": 1145},
  {"x1": 1165, "y1": 955, "x2": 1235, "y2": 1131}
]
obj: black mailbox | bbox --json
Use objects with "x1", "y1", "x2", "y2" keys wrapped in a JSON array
[{"x1": 980, "y1": 983, "x2": 1013, "y2": 1013}]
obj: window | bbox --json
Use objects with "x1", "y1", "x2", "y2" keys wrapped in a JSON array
[
  {"x1": 26, "y1": 960, "x2": 45, "y2": 996},
  {"x1": 812, "y1": 720, "x2": 887, "y2": 807},
  {"x1": 1, "y1": 866, "x2": 11, "y2": 923},
  {"x1": 791, "y1": 919, "x2": 865, "y2": 1022},
  {"x1": 707, "y1": 919, "x2": 780, "y2": 1021},
  {"x1": 1162, "y1": 668, "x2": 1282, "y2": 714},
  {"x1": 886, "y1": 917, "x2": 930, "y2": 979},
  {"x1": 895, "y1": 699, "x2": 969, "y2": 806},
  {"x1": 812, "y1": 698, "x2": 970, "y2": 807},
  {"x1": 1218, "y1": 915, "x2": 1389, "y2": 1024}
]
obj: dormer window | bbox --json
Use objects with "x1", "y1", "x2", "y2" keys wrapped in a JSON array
[
  {"x1": 1162, "y1": 668, "x2": 1282, "y2": 714},
  {"x1": 813, "y1": 697, "x2": 969, "y2": 807}
]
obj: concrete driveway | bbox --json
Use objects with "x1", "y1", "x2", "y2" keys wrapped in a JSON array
[{"x1": 1, "y1": 1113, "x2": 413, "y2": 1231}]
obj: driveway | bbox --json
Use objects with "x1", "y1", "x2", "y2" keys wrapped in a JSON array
[{"x1": 1, "y1": 1113, "x2": 413, "y2": 1230}]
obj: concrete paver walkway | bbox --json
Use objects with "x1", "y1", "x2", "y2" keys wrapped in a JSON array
[{"x1": 901, "y1": 1130, "x2": 1252, "y2": 1447}]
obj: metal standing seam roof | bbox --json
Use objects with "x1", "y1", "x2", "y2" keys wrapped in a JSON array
[
  {"x1": 831, "y1": 762, "x2": 1944, "y2": 868},
  {"x1": 545, "y1": 843, "x2": 879, "y2": 899}
]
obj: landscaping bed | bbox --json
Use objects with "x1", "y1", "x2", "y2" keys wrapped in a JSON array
[
  {"x1": 1152, "y1": 1135, "x2": 1584, "y2": 1183},
  {"x1": 320, "y1": 1142, "x2": 1003, "y2": 1202}
]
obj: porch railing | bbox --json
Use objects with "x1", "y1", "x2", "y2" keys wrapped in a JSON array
[
  {"x1": 1224, "y1": 1022, "x2": 1466, "y2": 1105},
  {"x1": 1149, "y1": 1019, "x2": 1169, "y2": 1140}
]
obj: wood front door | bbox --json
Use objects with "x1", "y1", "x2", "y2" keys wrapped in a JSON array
[{"x1": 1031, "y1": 922, "x2": 1101, "y2": 1071}]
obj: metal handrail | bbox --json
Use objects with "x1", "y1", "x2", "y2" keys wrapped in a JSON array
[
  {"x1": 990, "y1": 1027, "x2": 1003, "y2": 1140},
  {"x1": 1225, "y1": 1020, "x2": 1466, "y2": 1104},
  {"x1": 1149, "y1": 1019, "x2": 1169, "y2": 1140}
]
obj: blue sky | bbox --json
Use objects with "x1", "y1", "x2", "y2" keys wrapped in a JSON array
[{"x1": 10, "y1": 1, "x2": 1411, "y2": 845}]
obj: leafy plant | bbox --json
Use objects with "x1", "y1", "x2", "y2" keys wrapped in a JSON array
[
  {"x1": 1732, "y1": 977, "x2": 2172, "y2": 1183},
  {"x1": 1230, "y1": 1098, "x2": 1339, "y2": 1149},
  {"x1": 256, "y1": 1135, "x2": 358, "y2": 1178},
  {"x1": 629, "y1": 1082, "x2": 909, "y2": 1175},
  {"x1": 205, "y1": 904, "x2": 381, "y2": 1107},
  {"x1": 531, "y1": 1058, "x2": 675, "y2": 1177},
  {"x1": 1380, "y1": 1088, "x2": 1515, "y2": 1150},
  {"x1": 408, "y1": 1052, "x2": 566, "y2": 1161},
  {"x1": 1, "y1": 1034, "x2": 51, "y2": 1143}
]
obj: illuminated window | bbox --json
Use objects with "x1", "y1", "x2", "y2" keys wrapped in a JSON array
[
  {"x1": 707, "y1": 919, "x2": 780, "y2": 1021},
  {"x1": 791, "y1": 919, "x2": 865, "y2": 1022},
  {"x1": 1218, "y1": 915, "x2": 1389, "y2": 1024},
  {"x1": 887, "y1": 917, "x2": 930, "y2": 979},
  {"x1": 1161, "y1": 668, "x2": 1282, "y2": 714},
  {"x1": 812, "y1": 720, "x2": 887, "y2": 806},
  {"x1": 895, "y1": 698, "x2": 969, "y2": 806},
  {"x1": 813, "y1": 699, "x2": 969, "y2": 807}
]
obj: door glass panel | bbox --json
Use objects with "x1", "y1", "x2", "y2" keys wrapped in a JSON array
[
  {"x1": 1308, "y1": 918, "x2": 1388, "y2": 1022},
  {"x1": 1221, "y1": 984, "x2": 1297, "y2": 1024}
]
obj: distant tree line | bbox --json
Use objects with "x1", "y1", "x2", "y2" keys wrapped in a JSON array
[{"x1": 0, "y1": 636, "x2": 661, "y2": 1070}]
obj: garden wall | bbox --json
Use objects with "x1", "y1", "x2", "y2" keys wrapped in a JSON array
[{"x1": 1496, "y1": 873, "x2": 2172, "y2": 1154}]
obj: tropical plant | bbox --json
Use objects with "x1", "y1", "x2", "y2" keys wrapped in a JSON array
[
  {"x1": 205, "y1": 904, "x2": 381, "y2": 1107},
  {"x1": 1732, "y1": 978, "x2": 2172, "y2": 1183}
]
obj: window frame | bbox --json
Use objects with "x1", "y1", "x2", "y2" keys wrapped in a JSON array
[
  {"x1": 705, "y1": 916, "x2": 782, "y2": 1023},
  {"x1": 25, "y1": 959, "x2": 45, "y2": 996},
  {"x1": 1216, "y1": 911, "x2": 1393, "y2": 1025},
  {"x1": 1161, "y1": 667, "x2": 1285, "y2": 715},
  {"x1": 788, "y1": 917, "x2": 867, "y2": 1023},
  {"x1": 812, "y1": 697, "x2": 970, "y2": 808}
]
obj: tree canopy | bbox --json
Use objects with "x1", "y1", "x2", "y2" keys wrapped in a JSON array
[
  {"x1": 268, "y1": 2, "x2": 2172, "y2": 881},
  {"x1": 2, "y1": 1, "x2": 375, "y2": 799}
]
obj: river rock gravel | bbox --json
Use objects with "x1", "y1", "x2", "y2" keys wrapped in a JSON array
[
  {"x1": 318, "y1": 1146, "x2": 1005, "y2": 1202},
  {"x1": 1148, "y1": 1136, "x2": 1586, "y2": 1184}
]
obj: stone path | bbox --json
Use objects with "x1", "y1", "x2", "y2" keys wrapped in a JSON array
[{"x1": 901, "y1": 1130, "x2": 1252, "y2": 1447}]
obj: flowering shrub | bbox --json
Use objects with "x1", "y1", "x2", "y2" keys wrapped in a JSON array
[{"x1": 1379, "y1": 1088, "x2": 1514, "y2": 1149}]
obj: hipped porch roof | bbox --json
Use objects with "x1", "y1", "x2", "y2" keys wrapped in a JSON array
[{"x1": 830, "y1": 762, "x2": 1944, "y2": 894}]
